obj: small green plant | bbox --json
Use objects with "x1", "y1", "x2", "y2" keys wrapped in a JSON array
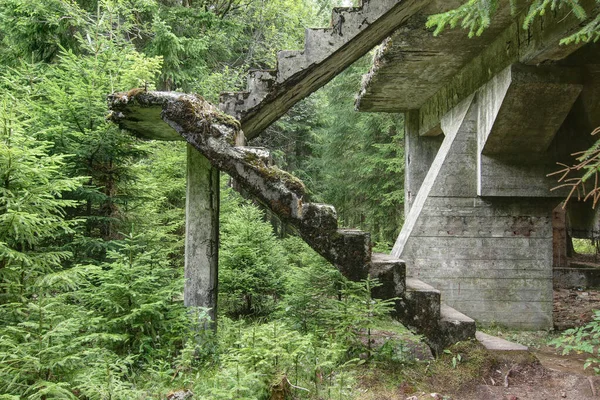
[
  {"x1": 551, "y1": 310, "x2": 600, "y2": 373},
  {"x1": 443, "y1": 349, "x2": 463, "y2": 369}
]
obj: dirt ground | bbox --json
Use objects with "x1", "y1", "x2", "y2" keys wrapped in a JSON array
[
  {"x1": 554, "y1": 287, "x2": 600, "y2": 331},
  {"x1": 435, "y1": 288, "x2": 600, "y2": 400},
  {"x1": 358, "y1": 287, "x2": 600, "y2": 400}
]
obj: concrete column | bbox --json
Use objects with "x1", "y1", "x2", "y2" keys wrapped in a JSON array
[
  {"x1": 184, "y1": 145, "x2": 219, "y2": 323},
  {"x1": 404, "y1": 111, "x2": 443, "y2": 216}
]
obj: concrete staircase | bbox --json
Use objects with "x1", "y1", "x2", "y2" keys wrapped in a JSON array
[
  {"x1": 108, "y1": 90, "x2": 475, "y2": 352},
  {"x1": 218, "y1": 0, "x2": 428, "y2": 140}
]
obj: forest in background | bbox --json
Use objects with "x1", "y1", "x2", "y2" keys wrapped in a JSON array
[{"x1": 0, "y1": 0, "x2": 405, "y2": 398}]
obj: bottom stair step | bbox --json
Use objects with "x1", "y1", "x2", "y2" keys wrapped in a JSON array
[
  {"x1": 395, "y1": 278, "x2": 477, "y2": 354},
  {"x1": 475, "y1": 331, "x2": 528, "y2": 352}
]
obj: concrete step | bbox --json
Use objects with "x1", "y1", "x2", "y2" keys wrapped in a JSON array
[
  {"x1": 397, "y1": 278, "x2": 441, "y2": 336},
  {"x1": 395, "y1": 278, "x2": 477, "y2": 353},
  {"x1": 240, "y1": 69, "x2": 278, "y2": 111},
  {"x1": 331, "y1": 6, "x2": 359, "y2": 28},
  {"x1": 219, "y1": 91, "x2": 250, "y2": 119},
  {"x1": 433, "y1": 304, "x2": 477, "y2": 352},
  {"x1": 247, "y1": 69, "x2": 277, "y2": 91},
  {"x1": 276, "y1": 50, "x2": 306, "y2": 82},
  {"x1": 475, "y1": 331, "x2": 528, "y2": 352},
  {"x1": 234, "y1": 146, "x2": 272, "y2": 165},
  {"x1": 331, "y1": 229, "x2": 371, "y2": 281},
  {"x1": 300, "y1": 203, "x2": 338, "y2": 231},
  {"x1": 368, "y1": 253, "x2": 405, "y2": 300}
]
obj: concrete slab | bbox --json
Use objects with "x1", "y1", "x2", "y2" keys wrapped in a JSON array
[{"x1": 476, "y1": 331, "x2": 529, "y2": 352}]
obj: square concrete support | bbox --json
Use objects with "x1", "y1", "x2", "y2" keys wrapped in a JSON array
[{"x1": 184, "y1": 145, "x2": 220, "y2": 323}]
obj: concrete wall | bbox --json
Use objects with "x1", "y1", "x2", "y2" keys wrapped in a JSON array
[{"x1": 394, "y1": 93, "x2": 557, "y2": 329}]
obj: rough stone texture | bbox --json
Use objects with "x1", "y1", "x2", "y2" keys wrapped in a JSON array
[
  {"x1": 109, "y1": 90, "x2": 371, "y2": 280},
  {"x1": 219, "y1": 0, "x2": 430, "y2": 139},
  {"x1": 358, "y1": 1, "x2": 597, "y2": 137},
  {"x1": 184, "y1": 146, "x2": 219, "y2": 321},
  {"x1": 393, "y1": 93, "x2": 557, "y2": 329}
]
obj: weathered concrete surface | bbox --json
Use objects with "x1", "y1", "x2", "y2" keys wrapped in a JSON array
[
  {"x1": 109, "y1": 90, "x2": 371, "y2": 280},
  {"x1": 184, "y1": 146, "x2": 219, "y2": 322},
  {"x1": 357, "y1": 0, "x2": 516, "y2": 113},
  {"x1": 396, "y1": 278, "x2": 475, "y2": 354},
  {"x1": 476, "y1": 331, "x2": 528, "y2": 352},
  {"x1": 478, "y1": 64, "x2": 582, "y2": 156},
  {"x1": 358, "y1": 0, "x2": 597, "y2": 138},
  {"x1": 219, "y1": 0, "x2": 431, "y2": 139},
  {"x1": 553, "y1": 206, "x2": 569, "y2": 268},
  {"x1": 369, "y1": 253, "x2": 406, "y2": 300},
  {"x1": 404, "y1": 110, "x2": 443, "y2": 213},
  {"x1": 393, "y1": 93, "x2": 557, "y2": 329},
  {"x1": 477, "y1": 64, "x2": 582, "y2": 198},
  {"x1": 397, "y1": 278, "x2": 440, "y2": 337}
]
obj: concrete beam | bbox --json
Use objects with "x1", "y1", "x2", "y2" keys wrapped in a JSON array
[
  {"x1": 479, "y1": 64, "x2": 582, "y2": 155},
  {"x1": 184, "y1": 146, "x2": 219, "y2": 322}
]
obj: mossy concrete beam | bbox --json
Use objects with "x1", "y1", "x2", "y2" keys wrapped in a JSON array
[{"x1": 109, "y1": 90, "x2": 371, "y2": 281}]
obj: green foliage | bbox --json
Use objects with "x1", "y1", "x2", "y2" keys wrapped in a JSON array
[
  {"x1": 219, "y1": 187, "x2": 287, "y2": 318},
  {"x1": 0, "y1": 0, "x2": 413, "y2": 397},
  {"x1": 310, "y1": 56, "x2": 405, "y2": 246},
  {"x1": 278, "y1": 237, "x2": 344, "y2": 333},
  {"x1": 426, "y1": 0, "x2": 600, "y2": 42},
  {"x1": 0, "y1": 96, "x2": 82, "y2": 293},
  {"x1": 426, "y1": 0, "x2": 499, "y2": 37},
  {"x1": 551, "y1": 310, "x2": 600, "y2": 373},
  {"x1": 0, "y1": 0, "x2": 86, "y2": 64}
]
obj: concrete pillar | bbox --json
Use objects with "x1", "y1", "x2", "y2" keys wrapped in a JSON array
[
  {"x1": 184, "y1": 145, "x2": 219, "y2": 323},
  {"x1": 404, "y1": 111, "x2": 443, "y2": 215}
]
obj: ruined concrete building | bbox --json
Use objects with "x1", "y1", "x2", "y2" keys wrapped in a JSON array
[{"x1": 109, "y1": 0, "x2": 600, "y2": 350}]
